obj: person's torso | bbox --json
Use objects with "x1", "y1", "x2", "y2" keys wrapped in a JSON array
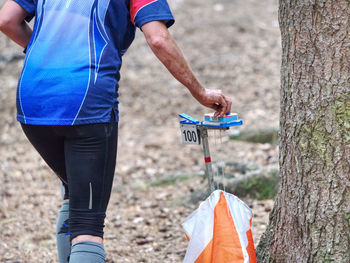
[{"x1": 18, "y1": 0, "x2": 136, "y2": 125}]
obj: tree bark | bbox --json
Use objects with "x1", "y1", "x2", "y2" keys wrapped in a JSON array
[{"x1": 256, "y1": 0, "x2": 350, "y2": 262}]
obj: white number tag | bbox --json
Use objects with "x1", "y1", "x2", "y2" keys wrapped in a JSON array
[{"x1": 180, "y1": 124, "x2": 200, "y2": 145}]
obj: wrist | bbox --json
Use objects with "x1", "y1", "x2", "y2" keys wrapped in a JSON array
[{"x1": 189, "y1": 82, "x2": 205, "y2": 101}]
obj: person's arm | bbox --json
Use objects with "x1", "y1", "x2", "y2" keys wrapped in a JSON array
[
  {"x1": 141, "y1": 21, "x2": 231, "y2": 117},
  {"x1": 0, "y1": 0, "x2": 33, "y2": 48}
]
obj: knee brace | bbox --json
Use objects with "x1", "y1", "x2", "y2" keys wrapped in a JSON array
[
  {"x1": 56, "y1": 201, "x2": 71, "y2": 263},
  {"x1": 69, "y1": 241, "x2": 106, "y2": 263}
]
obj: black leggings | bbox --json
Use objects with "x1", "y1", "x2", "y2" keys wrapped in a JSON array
[{"x1": 21, "y1": 117, "x2": 118, "y2": 240}]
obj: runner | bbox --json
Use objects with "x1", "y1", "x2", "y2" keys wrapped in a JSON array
[{"x1": 0, "y1": 0, "x2": 232, "y2": 262}]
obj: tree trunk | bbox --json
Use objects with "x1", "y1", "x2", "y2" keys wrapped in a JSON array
[{"x1": 256, "y1": 0, "x2": 350, "y2": 262}]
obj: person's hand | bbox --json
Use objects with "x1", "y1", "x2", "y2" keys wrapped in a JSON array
[{"x1": 196, "y1": 88, "x2": 232, "y2": 117}]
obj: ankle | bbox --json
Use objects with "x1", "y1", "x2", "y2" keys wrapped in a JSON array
[{"x1": 72, "y1": 235, "x2": 103, "y2": 245}]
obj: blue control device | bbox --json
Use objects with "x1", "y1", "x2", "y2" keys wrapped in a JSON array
[{"x1": 179, "y1": 113, "x2": 243, "y2": 128}]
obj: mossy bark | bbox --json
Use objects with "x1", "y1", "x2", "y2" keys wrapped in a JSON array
[{"x1": 256, "y1": 0, "x2": 350, "y2": 262}]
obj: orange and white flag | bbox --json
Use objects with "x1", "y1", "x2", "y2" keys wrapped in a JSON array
[{"x1": 182, "y1": 190, "x2": 256, "y2": 263}]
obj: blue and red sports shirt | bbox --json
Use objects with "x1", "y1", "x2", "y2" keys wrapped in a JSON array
[{"x1": 14, "y1": 0, "x2": 174, "y2": 125}]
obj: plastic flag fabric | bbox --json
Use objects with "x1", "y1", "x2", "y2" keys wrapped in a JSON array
[{"x1": 182, "y1": 190, "x2": 257, "y2": 263}]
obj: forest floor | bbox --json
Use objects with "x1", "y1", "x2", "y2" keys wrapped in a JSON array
[{"x1": 0, "y1": 0, "x2": 281, "y2": 262}]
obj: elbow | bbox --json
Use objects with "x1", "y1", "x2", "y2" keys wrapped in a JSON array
[
  {"x1": 0, "y1": 16, "x2": 12, "y2": 32},
  {"x1": 148, "y1": 33, "x2": 171, "y2": 51}
]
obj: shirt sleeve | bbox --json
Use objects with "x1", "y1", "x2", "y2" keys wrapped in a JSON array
[
  {"x1": 12, "y1": 0, "x2": 36, "y2": 22},
  {"x1": 130, "y1": 0, "x2": 175, "y2": 29}
]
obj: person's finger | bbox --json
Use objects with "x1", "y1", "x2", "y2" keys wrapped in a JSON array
[
  {"x1": 214, "y1": 109, "x2": 221, "y2": 117},
  {"x1": 210, "y1": 102, "x2": 220, "y2": 110},
  {"x1": 217, "y1": 95, "x2": 227, "y2": 117},
  {"x1": 220, "y1": 94, "x2": 229, "y2": 115},
  {"x1": 227, "y1": 100, "x2": 232, "y2": 114},
  {"x1": 213, "y1": 103, "x2": 221, "y2": 117},
  {"x1": 223, "y1": 95, "x2": 232, "y2": 114}
]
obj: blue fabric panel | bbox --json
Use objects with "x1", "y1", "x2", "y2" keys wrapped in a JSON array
[
  {"x1": 134, "y1": 0, "x2": 175, "y2": 29},
  {"x1": 13, "y1": 0, "x2": 36, "y2": 21}
]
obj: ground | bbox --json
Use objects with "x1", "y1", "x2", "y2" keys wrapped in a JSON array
[{"x1": 0, "y1": 0, "x2": 281, "y2": 262}]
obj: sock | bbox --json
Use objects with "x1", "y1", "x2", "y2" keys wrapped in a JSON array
[
  {"x1": 56, "y1": 201, "x2": 71, "y2": 263},
  {"x1": 69, "y1": 241, "x2": 106, "y2": 263}
]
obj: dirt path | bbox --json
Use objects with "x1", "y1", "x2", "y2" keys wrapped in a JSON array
[{"x1": 0, "y1": 0, "x2": 280, "y2": 262}]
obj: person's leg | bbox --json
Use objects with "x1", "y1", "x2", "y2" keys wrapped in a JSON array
[
  {"x1": 20, "y1": 124, "x2": 68, "y2": 184},
  {"x1": 64, "y1": 117, "x2": 118, "y2": 263},
  {"x1": 56, "y1": 183, "x2": 71, "y2": 263},
  {"x1": 56, "y1": 198, "x2": 71, "y2": 263},
  {"x1": 20, "y1": 124, "x2": 71, "y2": 263}
]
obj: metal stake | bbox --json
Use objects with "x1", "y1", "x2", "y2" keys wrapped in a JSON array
[{"x1": 198, "y1": 126, "x2": 215, "y2": 192}]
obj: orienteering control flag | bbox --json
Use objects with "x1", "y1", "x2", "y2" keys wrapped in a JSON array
[{"x1": 182, "y1": 190, "x2": 257, "y2": 263}]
